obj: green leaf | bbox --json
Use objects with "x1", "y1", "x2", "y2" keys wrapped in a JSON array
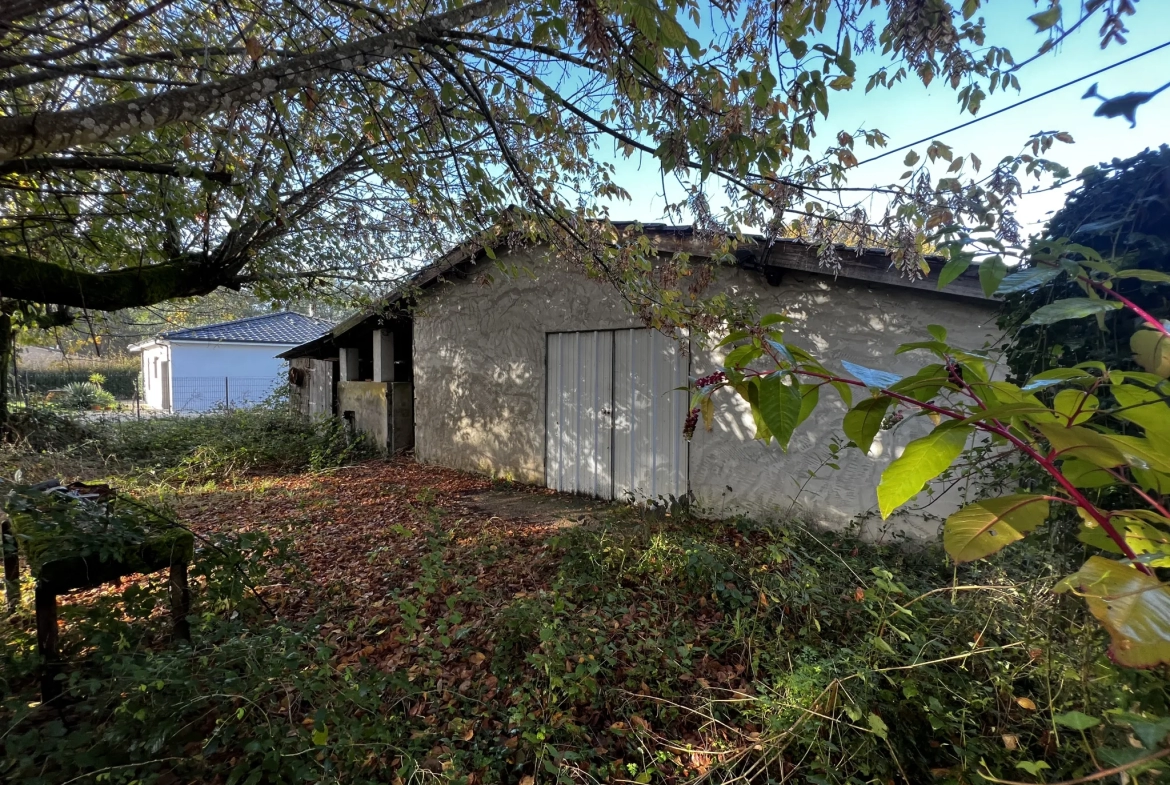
[
  {"x1": 716, "y1": 330, "x2": 751, "y2": 348},
  {"x1": 1016, "y1": 760, "x2": 1050, "y2": 776},
  {"x1": 978, "y1": 256, "x2": 1007, "y2": 297},
  {"x1": 944, "y1": 494, "x2": 1050, "y2": 561},
  {"x1": 1029, "y1": 5, "x2": 1061, "y2": 31},
  {"x1": 757, "y1": 374, "x2": 802, "y2": 451},
  {"x1": 843, "y1": 396, "x2": 894, "y2": 453},
  {"x1": 877, "y1": 423, "x2": 971, "y2": 518},
  {"x1": 724, "y1": 343, "x2": 763, "y2": 368},
  {"x1": 903, "y1": 150, "x2": 919, "y2": 166},
  {"x1": 1053, "y1": 711, "x2": 1101, "y2": 731},
  {"x1": 1035, "y1": 423, "x2": 1127, "y2": 468},
  {"x1": 927, "y1": 324, "x2": 947, "y2": 342},
  {"x1": 1024, "y1": 298, "x2": 1122, "y2": 326},
  {"x1": 312, "y1": 725, "x2": 329, "y2": 746},
  {"x1": 842, "y1": 360, "x2": 902, "y2": 390},
  {"x1": 995, "y1": 264, "x2": 1063, "y2": 294},
  {"x1": 1115, "y1": 269, "x2": 1170, "y2": 283},
  {"x1": 1062, "y1": 459, "x2": 1115, "y2": 488},
  {"x1": 830, "y1": 380, "x2": 853, "y2": 408},
  {"x1": 1057, "y1": 557, "x2": 1170, "y2": 668},
  {"x1": 889, "y1": 364, "x2": 950, "y2": 403},
  {"x1": 759, "y1": 312, "x2": 791, "y2": 327},
  {"x1": 936, "y1": 256, "x2": 972, "y2": 289},
  {"x1": 797, "y1": 383, "x2": 820, "y2": 427},
  {"x1": 867, "y1": 713, "x2": 889, "y2": 740}
]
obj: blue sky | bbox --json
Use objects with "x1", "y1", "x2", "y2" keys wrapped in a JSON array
[{"x1": 599, "y1": 3, "x2": 1170, "y2": 236}]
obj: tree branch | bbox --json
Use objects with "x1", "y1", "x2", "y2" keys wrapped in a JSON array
[
  {"x1": 0, "y1": 0, "x2": 508, "y2": 162},
  {"x1": 0, "y1": 155, "x2": 232, "y2": 183},
  {"x1": 0, "y1": 252, "x2": 224, "y2": 310}
]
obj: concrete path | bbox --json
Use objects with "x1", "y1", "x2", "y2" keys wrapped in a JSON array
[{"x1": 458, "y1": 489, "x2": 609, "y2": 528}]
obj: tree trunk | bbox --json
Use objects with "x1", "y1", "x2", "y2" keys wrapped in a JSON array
[{"x1": 0, "y1": 310, "x2": 12, "y2": 435}]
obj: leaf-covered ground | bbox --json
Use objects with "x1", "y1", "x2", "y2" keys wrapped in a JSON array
[{"x1": 5, "y1": 457, "x2": 1116, "y2": 785}]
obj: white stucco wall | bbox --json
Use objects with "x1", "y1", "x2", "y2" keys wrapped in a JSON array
[
  {"x1": 138, "y1": 343, "x2": 170, "y2": 410},
  {"x1": 166, "y1": 342, "x2": 291, "y2": 411},
  {"x1": 413, "y1": 251, "x2": 640, "y2": 481},
  {"x1": 413, "y1": 248, "x2": 1001, "y2": 536},
  {"x1": 687, "y1": 266, "x2": 1000, "y2": 536}
]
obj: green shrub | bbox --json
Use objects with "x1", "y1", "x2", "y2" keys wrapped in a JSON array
[
  {"x1": 105, "y1": 406, "x2": 369, "y2": 483},
  {"x1": 60, "y1": 381, "x2": 117, "y2": 410}
]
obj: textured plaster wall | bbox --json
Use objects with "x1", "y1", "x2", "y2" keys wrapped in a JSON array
[
  {"x1": 687, "y1": 266, "x2": 1001, "y2": 537},
  {"x1": 413, "y1": 249, "x2": 1001, "y2": 537},
  {"x1": 338, "y1": 382, "x2": 390, "y2": 449},
  {"x1": 413, "y1": 251, "x2": 640, "y2": 482}
]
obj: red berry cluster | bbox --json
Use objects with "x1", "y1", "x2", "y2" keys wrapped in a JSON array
[
  {"x1": 694, "y1": 370, "x2": 726, "y2": 389},
  {"x1": 683, "y1": 407, "x2": 701, "y2": 440}
]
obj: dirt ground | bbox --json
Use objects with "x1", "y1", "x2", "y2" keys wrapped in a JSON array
[{"x1": 169, "y1": 458, "x2": 635, "y2": 664}]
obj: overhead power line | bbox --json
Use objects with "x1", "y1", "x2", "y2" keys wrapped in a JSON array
[{"x1": 854, "y1": 39, "x2": 1170, "y2": 168}]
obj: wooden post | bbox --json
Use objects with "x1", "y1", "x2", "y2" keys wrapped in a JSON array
[
  {"x1": 2, "y1": 517, "x2": 18, "y2": 612},
  {"x1": 35, "y1": 584, "x2": 61, "y2": 701},
  {"x1": 169, "y1": 561, "x2": 191, "y2": 642}
]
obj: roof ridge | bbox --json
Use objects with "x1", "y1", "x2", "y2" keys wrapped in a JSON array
[{"x1": 160, "y1": 310, "x2": 326, "y2": 338}]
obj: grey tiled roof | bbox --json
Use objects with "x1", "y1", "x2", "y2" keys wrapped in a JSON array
[{"x1": 161, "y1": 312, "x2": 332, "y2": 344}]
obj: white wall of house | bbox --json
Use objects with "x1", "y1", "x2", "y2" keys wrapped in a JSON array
[
  {"x1": 138, "y1": 343, "x2": 170, "y2": 410},
  {"x1": 167, "y1": 342, "x2": 290, "y2": 411},
  {"x1": 412, "y1": 247, "x2": 1001, "y2": 538},
  {"x1": 136, "y1": 341, "x2": 293, "y2": 411}
]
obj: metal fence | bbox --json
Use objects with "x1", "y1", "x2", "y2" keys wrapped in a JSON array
[{"x1": 170, "y1": 377, "x2": 280, "y2": 412}]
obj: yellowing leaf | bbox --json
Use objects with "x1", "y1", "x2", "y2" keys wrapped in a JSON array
[
  {"x1": 1106, "y1": 435, "x2": 1170, "y2": 474},
  {"x1": 1111, "y1": 384, "x2": 1170, "y2": 439},
  {"x1": 1058, "y1": 556, "x2": 1170, "y2": 668},
  {"x1": 944, "y1": 494, "x2": 1050, "y2": 562},
  {"x1": 1132, "y1": 329, "x2": 1170, "y2": 378},
  {"x1": 877, "y1": 424, "x2": 970, "y2": 518},
  {"x1": 1015, "y1": 697, "x2": 1037, "y2": 711},
  {"x1": 1053, "y1": 389, "x2": 1097, "y2": 425},
  {"x1": 312, "y1": 725, "x2": 329, "y2": 746},
  {"x1": 700, "y1": 395, "x2": 715, "y2": 432}
]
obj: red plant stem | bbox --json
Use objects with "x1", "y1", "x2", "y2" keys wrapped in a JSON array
[
  {"x1": 1086, "y1": 277, "x2": 1170, "y2": 335},
  {"x1": 1027, "y1": 257, "x2": 1169, "y2": 336}
]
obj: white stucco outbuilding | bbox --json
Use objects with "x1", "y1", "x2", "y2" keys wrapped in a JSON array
[
  {"x1": 282, "y1": 225, "x2": 1001, "y2": 537},
  {"x1": 130, "y1": 312, "x2": 331, "y2": 412}
]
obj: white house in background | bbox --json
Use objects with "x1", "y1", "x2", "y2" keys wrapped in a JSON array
[{"x1": 129, "y1": 312, "x2": 331, "y2": 412}]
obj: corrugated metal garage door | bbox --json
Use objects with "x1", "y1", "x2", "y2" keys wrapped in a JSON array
[
  {"x1": 545, "y1": 329, "x2": 688, "y2": 502},
  {"x1": 546, "y1": 331, "x2": 614, "y2": 497}
]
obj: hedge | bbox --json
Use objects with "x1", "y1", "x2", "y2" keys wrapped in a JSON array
[{"x1": 18, "y1": 369, "x2": 139, "y2": 399}]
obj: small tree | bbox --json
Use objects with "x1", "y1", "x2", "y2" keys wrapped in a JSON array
[{"x1": 692, "y1": 232, "x2": 1170, "y2": 667}]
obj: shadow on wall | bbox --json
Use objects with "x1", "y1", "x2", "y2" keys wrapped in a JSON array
[
  {"x1": 418, "y1": 341, "x2": 542, "y2": 483},
  {"x1": 687, "y1": 269, "x2": 1001, "y2": 537}
]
